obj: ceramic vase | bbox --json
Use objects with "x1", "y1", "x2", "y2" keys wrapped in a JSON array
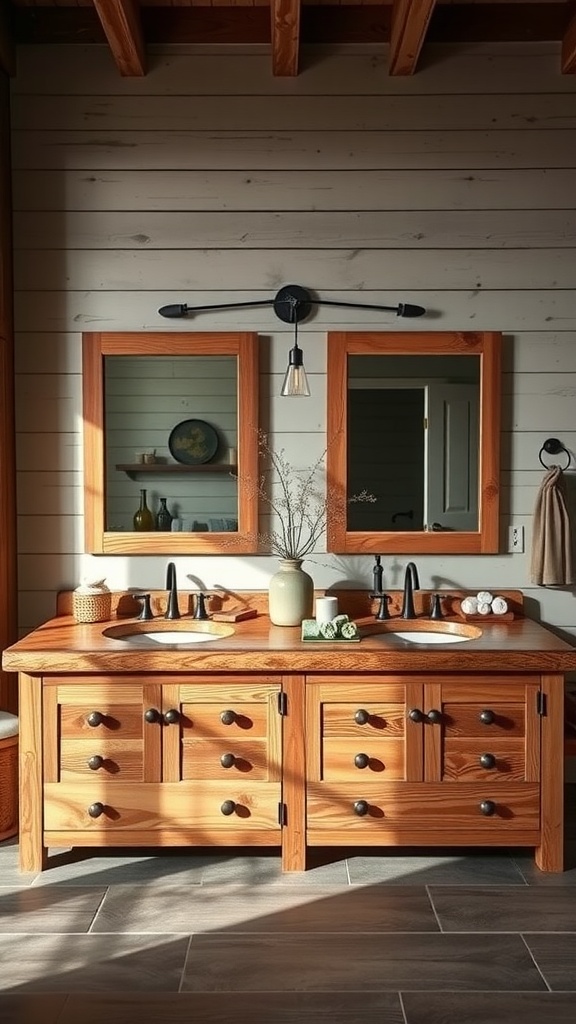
[{"x1": 268, "y1": 558, "x2": 314, "y2": 626}]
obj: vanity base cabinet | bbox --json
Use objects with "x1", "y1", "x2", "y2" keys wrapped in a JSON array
[
  {"x1": 30, "y1": 674, "x2": 283, "y2": 871},
  {"x1": 303, "y1": 673, "x2": 562, "y2": 872},
  {"x1": 18, "y1": 669, "x2": 565, "y2": 874}
]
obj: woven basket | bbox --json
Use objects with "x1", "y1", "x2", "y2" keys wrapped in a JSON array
[
  {"x1": 72, "y1": 591, "x2": 112, "y2": 623},
  {"x1": 0, "y1": 734, "x2": 18, "y2": 841}
]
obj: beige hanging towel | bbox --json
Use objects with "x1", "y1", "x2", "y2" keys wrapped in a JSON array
[{"x1": 530, "y1": 466, "x2": 575, "y2": 586}]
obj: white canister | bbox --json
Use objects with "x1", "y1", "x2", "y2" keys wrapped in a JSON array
[{"x1": 315, "y1": 596, "x2": 339, "y2": 624}]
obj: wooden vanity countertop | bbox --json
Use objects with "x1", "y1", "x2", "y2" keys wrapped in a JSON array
[{"x1": 4, "y1": 610, "x2": 576, "y2": 674}]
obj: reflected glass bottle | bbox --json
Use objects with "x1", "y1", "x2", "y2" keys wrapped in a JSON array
[
  {"x1": 133, "y1": 489, "x2": 154, "y2": 531},
  {"x1": 156, "y1": 497, "x2": 173, "y2": 532}
]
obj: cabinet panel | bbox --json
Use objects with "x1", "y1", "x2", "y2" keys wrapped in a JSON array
[
  {"x1": 181, "y1": 738, "x2": 271, "y2": 780},
  {"x1": 180, "y1": 703, "x2": 269, "y2": 738},
  {"x1": 322, "y1": 704, "x2": 405, "y2": 738},
  {"x1": 59, "y1": 739, "x2": 144, "y2": 781},
  {"x1": 321, "y1": 739, "x2": 405, "y2": 781},
  {"x1": 442, "y1": 739, "x2": 526, "y2": 782},
  {"x1": 443, "y1": 703, "x2": 525, "y2": 737}
]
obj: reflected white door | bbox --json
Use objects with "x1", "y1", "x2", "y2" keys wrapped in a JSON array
[{"x1": 424, "y1": 384, "x2": 479, "y2": 531}]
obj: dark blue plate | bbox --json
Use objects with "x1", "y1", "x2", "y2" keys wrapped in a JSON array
[{"x1": 168, "y1": 419, "x2": 219, "y2": 465}]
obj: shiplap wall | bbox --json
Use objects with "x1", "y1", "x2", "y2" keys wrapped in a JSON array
[{"x1": 10, "y1": 41, "x2": 576, "y2": 639}]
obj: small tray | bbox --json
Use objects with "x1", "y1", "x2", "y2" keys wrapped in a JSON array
[
  {"x1": 302, "y1": 637, "x2": 361, "y2": 643},
  {"x1": 459, "y1": 612, "x2": 515, "y2": 622}
]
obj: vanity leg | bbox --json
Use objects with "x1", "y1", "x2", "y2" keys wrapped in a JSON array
[
  {"x1": 18, "y1": 673, "x2": 47, "y2": 873},
  {"x1": 281, "y1": 675, "x2": 307, "y2": 872},
  {"x1": 535, "y1": 674, "x2": 564, "y2": 872}
]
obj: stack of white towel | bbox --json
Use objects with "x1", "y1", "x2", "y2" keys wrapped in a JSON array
[{"x1": 460, "y1": 592, "x2": 509, "y2": 616}]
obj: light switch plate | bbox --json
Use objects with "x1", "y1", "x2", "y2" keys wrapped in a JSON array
[{"x1": 507, "y1": 525, "x2": 525, "y2": 553}]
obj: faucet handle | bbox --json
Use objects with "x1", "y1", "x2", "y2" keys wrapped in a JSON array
[
  {"x1": 372, "y1": 594, "x2": 391, "y2": 620},
  {"x1": 193, "y1": 593, "x2": 209, "y2": 620},
  {"x1": 429, "y1": 594, "x2": 444, "y2": 620},
  {"x1": 134, "y1": 593, "x2": 154, "y2": 621}
]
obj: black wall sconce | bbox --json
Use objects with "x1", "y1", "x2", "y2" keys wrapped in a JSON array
[{"x1": 158, "y1": 285, "x2": 426, "y2": 397}]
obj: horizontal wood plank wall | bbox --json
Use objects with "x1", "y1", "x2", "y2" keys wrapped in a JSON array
[{"x1": 9, "y1": 41, "x2": 576, "y2": 646}]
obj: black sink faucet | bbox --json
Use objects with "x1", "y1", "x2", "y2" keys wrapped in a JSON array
[
  {"x1": 165, "y1": 562, "x2": 181, "y2": 620},
  {"x1": 400, "y1": 562, "x2": 420, "y2": 619}
]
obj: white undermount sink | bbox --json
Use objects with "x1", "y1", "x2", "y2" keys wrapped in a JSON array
[
  {"x1": 368, "y1": 621, "x2": 483, "y2": 645},
  {"x1": 102, "y1": 620, "x2": 235, "y2": 646}
]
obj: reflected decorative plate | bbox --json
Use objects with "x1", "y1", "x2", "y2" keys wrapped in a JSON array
[{"x1": 168, "y1": 419, "x2": 219, "y2": 465}]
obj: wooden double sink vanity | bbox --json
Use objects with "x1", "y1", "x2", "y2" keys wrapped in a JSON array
[{"x1": 3, "y1": 589, "x2": 576, "y2": 875}]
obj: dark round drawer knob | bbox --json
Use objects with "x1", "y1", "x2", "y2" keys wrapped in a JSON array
[
  {"x1": 87, "y1": 711, "x2": 104, "y2": 727},
  {"x1": 480, "y1": 800, "x2": 496, "y2": 816},
  {"x1": 479, "y1": 709, "x2": 495, "y2": 725},
  {"x1": 354, "y1": 753, "x2": 370, "y2": 769},
  {"x1": 163, "y1": 709, "x2": 180, "y2": 725},
  {"x1": 427, "y1": 709, "x2": 442, "y2": 724},
  {"x1": 353, "y1": 800, "x2": 369, "y2": 817},
  {"x1": 220, "y1": 753, "x2": 236, "y2": 769},
  {"x1": 144, "y1": 708, "x2": 161, "y2": 724},
  {"x1": 220, "y1": 710, "x2": 236, "y2": 726},
  {"x1": 409, "y1": 708, "x2": 424, "y2": 723},
  {"x1": 88, "y1": 802, "x2": 105, "y2": 818},
  {"x1": 480, "y1": 753, "x2": 496, "y2": 769},
  {"x1": 220, "y1": 800, "x2": 236, "y2": 816},
  {"x1": 354, "y1": 709, "x2": 370, "y2": 725},
  {"x1": 87, "y1": 755, "x2": 104, "y2": 771}
]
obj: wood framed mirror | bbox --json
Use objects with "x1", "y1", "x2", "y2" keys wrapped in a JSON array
[
  {"x1": 326, "y1": 331, "x2": 501, "y2": 554},
  {"x1": 82, "y1": 331, "x2": 259, "y2": 554}
]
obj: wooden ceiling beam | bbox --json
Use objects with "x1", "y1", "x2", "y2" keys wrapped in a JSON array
[
  {"x1": 93, "y1": 0, "x2": 146, "y2": 77},
  {"x1": 271, "y1": 0, "x2": 301, "y2": 77},
  {"x1": 561, "y1": 8, "x2": 576, "y2": 73},
  {"x1": 389, "y1": 0, "x2": 437, "y2": 76}
]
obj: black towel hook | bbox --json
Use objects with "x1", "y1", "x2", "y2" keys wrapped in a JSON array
[{"x1": 538, "y1": 437, "x2": 572, "y2": 470}]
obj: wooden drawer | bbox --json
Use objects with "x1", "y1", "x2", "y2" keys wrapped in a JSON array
[
  {"x1": 442, "y1": 738, "x2": 528, "y2": 782},
  {"x1": 442, "y1": 703, "x2": 525, "y2": 737},
  {"x1": 181, "y1": 738, "x2": 275, "y2": 781},
  {"x1": 59, "y1": 704, "x2": 144, "y2": 739},
  {"x1": 322, "y1": 703, "x2": 405, "y2": 739},
  {"x1": 180, "y1": 703, "x2": 268, "y2": 738},
  {"x1": 44, "y1": 781, "x2": 282, "y2": 831},
  {"x1": 307, "y1": 782, "x2": 540, "y2": 832},
  {"x1": 321, "y1": 738, "x2": 405, "y2": 781},
  {"x1": 58, "y1": 739, "x2": 144, "y2": 781}
]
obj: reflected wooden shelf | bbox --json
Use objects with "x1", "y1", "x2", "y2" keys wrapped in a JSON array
[{"x1": 116, "y1": 463, "x2": 237, "y2": 479}]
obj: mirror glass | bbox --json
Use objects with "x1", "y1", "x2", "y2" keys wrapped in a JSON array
[
  {"x1": 82, "y1": 332, "x2": 259, "y2": 554},
  {"x1": 327, "y1": 331, "x2": 501, "y2": 555},
  {"x1": 104, "y1": 355, "x2": 239, "y2": 534},
  {"x1": 347, "y1": 354, "x2": 480, "y2": 533}
]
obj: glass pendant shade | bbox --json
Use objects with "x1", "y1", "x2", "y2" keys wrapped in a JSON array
[{"x1": 281, "y1": 342, "x2": 310, "y2": 397}]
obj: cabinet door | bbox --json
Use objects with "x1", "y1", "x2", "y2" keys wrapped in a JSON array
[
  {"x1": 43, "y1": 677, "x2": 162, "y2": 785},
  {"x1": 43, "y1": 677, "x2": 163, "y2": 831},
  {"x1": 423, "y1": 677, "x2": 541, "y2": 784},
  {"x1": 161, "y1": 677, "x2": 282, "y2": 831},
  {"x1": 306, "y1": 677, "x2": 424, "y2": 786}
]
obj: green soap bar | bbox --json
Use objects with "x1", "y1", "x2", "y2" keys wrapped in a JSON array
[{"x1": 301, "y1": 619, "x2": 321, "y2": 639}]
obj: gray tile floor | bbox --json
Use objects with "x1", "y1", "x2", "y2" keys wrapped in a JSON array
[{"x1": 1, "y1": 794, "x2": 576, "y2": 1024}]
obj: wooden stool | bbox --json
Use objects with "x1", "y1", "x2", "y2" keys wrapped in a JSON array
[{"x1": 0, "y1": 712, "x2": 19, "y2": 842}]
